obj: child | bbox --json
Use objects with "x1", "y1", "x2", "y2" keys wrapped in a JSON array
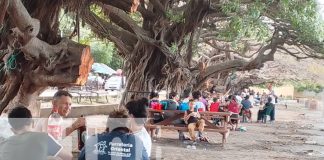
[
  {"x1": 184, "y1": 99, "x2": 205, "y2": 142},
  {"x1": 227, "y1": 95, "x2": 241, "y2": 130},
  {"x1": 209, "y1": 97, "x2": 220, "y2": 112},
  {"x1": 209, "y1": 97, "x2": 221, "y2": 125}
]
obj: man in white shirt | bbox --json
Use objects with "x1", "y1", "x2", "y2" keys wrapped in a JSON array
[
  {"x1": 126, "y1": 98, "x2": 152, "y2": 158},
  {"x1": 35, "y1": 90, "x2": 85, "y2": 137}
]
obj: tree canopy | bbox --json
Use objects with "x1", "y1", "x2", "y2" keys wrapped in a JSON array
[{"x1": 1, "y1": 0, "x2": 324, "y2": 113}]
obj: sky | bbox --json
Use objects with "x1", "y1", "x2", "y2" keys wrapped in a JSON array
[{"x1": 317, "y1": 0, "x2": 324, "y2": 19}]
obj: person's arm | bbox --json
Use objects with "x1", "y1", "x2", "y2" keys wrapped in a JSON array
[
  {"x1": 201, "y1": 103, "x2": 206, "y2": 111},
  {"x1": 196, "y1": 112, "x2": 201, "y2": 119},
  {"x1": 63, "y1": 117, "x2": 85, "y2": 137},
  {"x1": 183, "y1": 111, "x2": 189, "y2": 123}
]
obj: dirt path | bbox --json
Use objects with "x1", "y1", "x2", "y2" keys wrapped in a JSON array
[{"x1": 150, "y1": 104, "x2": 324, "y2": 160}]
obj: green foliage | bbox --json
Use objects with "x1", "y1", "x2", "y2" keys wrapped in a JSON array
[
  {"x1": 221, "y1": 0, "x2": 240, "y2": 14},
  {"x1": 58, "y1": 9, "x2": 122, "y2": 70},
  {"x1": 90, "y1": 4, "x2": 105, "y2": 19},
  {"x1": 109, "y1": 52, "x2": 123, "y2": 70},
  {"x1": 278, "y1": 0, "x2": 324, "y2": 45},
  {"x1": 293, "y1": 81, "x2": 324, "y2": 93},
  {"x1": 91, "y1": 42, "x2": 122, "y2": 70},
  {"x1": 218, "y1": 0, "x2": 324, "y2": 52},
  {"x1": 170, "y1": 42, "x2": 179, "y2": 54},
  {"x1": 219, "y1": 0, "x2": 271, "y2": 46},
  {"x1": 130, "y1": 11, "x2": 143, "y2": 26},
  {"x1": 166, "y1": 9, "x2": 185, "y2": 23}
]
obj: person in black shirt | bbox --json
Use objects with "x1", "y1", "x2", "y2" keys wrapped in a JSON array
[{"x1": 183, "y1": 99, "x2": 205, "y2": 142}]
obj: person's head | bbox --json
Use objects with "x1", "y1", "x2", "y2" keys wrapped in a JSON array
[
  {"x1": 106, "y1": 108, "x2": 130, "y2": 132},
  {"x1": 126, "y1": 99, "x2": 147, "y2": 125},
  {"x1": 138, "y1": 97, "x2": 149, "y2": 107},
  {"x1": 52, "y1": 90, "x2": 72, "y2": 117},
  {"x1": 149, "y1": 91, "x2": 159, "y2": 99},
  {"x1": 8, "y1": 106, "x2": 33, "y2": 133},
  {"x1": 212, "y1": 97, "x2": 218, "y2": 103},
  {"x1": 188, "y1": 99, "x2": 195, "y2": 110},
  {"x1": 245, "y1": 95, "x2": 250, "y2": 100},
  {"x1": 182, "y1": 89, "x2": 191, "y2": 99},
  {"x1": 192, "y1": 91, "x2": 201, "y2": 100},
  {"x1": 202, "y1": 92, "x2": 209, "y2": 99},
  {"x1": 267, "y1": 97, "x2": 272, "y2": 103},
  {"x1": 227, "y1": 95, "x2": 234, "y2": 101},
  {"x1": 169, "y1": 91, "x2": 178, "y2": 100},
  {"x1": 130, "y1": 94, "x2": 135, "y2": 100}
]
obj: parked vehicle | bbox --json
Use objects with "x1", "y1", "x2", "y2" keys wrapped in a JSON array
[{"x1": 104, "y1": 76, "x2": 126, "y2": 91}]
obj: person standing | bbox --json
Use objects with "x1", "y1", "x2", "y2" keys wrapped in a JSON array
[{"x1": 268, "y1": 89, "x2": 277, "y2": 122}]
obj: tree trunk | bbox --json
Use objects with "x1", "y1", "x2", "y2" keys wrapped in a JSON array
[{"x1": 0, "y1": 0, "x2": 93, "y2": 115}]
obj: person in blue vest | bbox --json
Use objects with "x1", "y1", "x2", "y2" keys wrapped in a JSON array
[{"x1": 78, "y1": 109, "x2": 148, "y2": 160}]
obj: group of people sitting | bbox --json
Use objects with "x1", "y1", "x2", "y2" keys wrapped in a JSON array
[
  {"x1": 147, "y1": 87, "x2": 277, "y2": 136},
  {"x1": 0, "y1": 87, "x2": 277, "y2": 159}
]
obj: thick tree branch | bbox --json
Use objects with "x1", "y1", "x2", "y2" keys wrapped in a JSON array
[
  {"x1": 81, "y1": 8, "x2": 137, "y2": 54},
  {"x1": 7, "y1": 0, "x2": 40, "y2": 43},
  {"x1": 149, "y1": 0, "x2": 166, "y2": 16},
  {"x1": 0, "y1": 0, "x2": 9, "y2": 28},
  {"x1": 96, "y1": 0, "x2": 140, "y2": 13},
  {"x1": 98, "y1": 3, "x2": 150, "y2": 37},
  {"x1": 197, "y1": 44, "x2": 277, "y2": 89},
  {"x1": 166, "y1": 0, "x2": 210, "y2": 43}
]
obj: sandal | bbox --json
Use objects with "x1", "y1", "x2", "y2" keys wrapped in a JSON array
[{"x1": 199, "y1": 137, "x2": 210, "y2": 143}]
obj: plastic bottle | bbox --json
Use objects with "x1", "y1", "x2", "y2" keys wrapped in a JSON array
[{"x1": 47, "y1": 109, "x2": 63, "y2": 140}]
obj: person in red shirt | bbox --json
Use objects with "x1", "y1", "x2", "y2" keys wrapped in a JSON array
[
  {"x1": 226, "y1": 95, "x2": 241, "y2": 130},
  {"x1": 209, "y1": 97, "x2": 220, "y2": 112}
]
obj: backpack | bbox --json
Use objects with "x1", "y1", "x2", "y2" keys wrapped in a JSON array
[
  {"x1": 160, "y1": 100, "x2": 169, "y2": 110},
  {"x1": 160, "y1": 100, "x2": 178, "y2": 110},
  {"x1": 150, "y1": 100, "x2": 162, "y2": 110},
  {"x1": 179, "y1": 102, "x2": 189, "y2": 111}
]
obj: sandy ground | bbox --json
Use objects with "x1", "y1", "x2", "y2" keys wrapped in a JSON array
[
  {"x1": 63, "y1": 102, "x2": 324, "y2": 160},
  {"x1": 149, "y1": 104, "x2": 324, "y2": 160}
]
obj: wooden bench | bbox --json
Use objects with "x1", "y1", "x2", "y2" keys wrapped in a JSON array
[{"x1": 145, "y1": 109, "x2": 232, "y2": 145}]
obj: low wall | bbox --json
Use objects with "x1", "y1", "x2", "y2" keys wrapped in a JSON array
[{"x1": 40, "y1": 104, "x2": 119, "y2": 118}]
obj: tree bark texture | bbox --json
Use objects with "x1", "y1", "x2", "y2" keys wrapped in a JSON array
[{"x1": 0, "y1": 0, "x2": 93, "y2": 115}]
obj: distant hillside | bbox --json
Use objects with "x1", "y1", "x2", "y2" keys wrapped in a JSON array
[{"x1": 249, "y1": 53, "x2": 324, "y2": 84}]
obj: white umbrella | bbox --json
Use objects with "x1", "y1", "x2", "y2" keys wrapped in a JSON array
[{"x1": 91, "y1": 63, "x2": 116, "y2": 75}]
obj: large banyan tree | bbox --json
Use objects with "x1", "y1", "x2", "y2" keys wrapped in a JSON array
[{"x1": 1, "y1": 0, "x2": 324, "y2": 113}]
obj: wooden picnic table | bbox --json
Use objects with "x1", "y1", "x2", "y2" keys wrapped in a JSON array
[{"x1": 145, "y1": 109, "x2": 232, "y2": 145}]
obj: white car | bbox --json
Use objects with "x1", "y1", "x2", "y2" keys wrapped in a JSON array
[{"x1": 104, "y1": 76, "x2": 126, "y2": 91}]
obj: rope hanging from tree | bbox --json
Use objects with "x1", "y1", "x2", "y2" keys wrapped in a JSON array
[{"x1": 5, "y1": 49, "x2": 20, "y2": 71}]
